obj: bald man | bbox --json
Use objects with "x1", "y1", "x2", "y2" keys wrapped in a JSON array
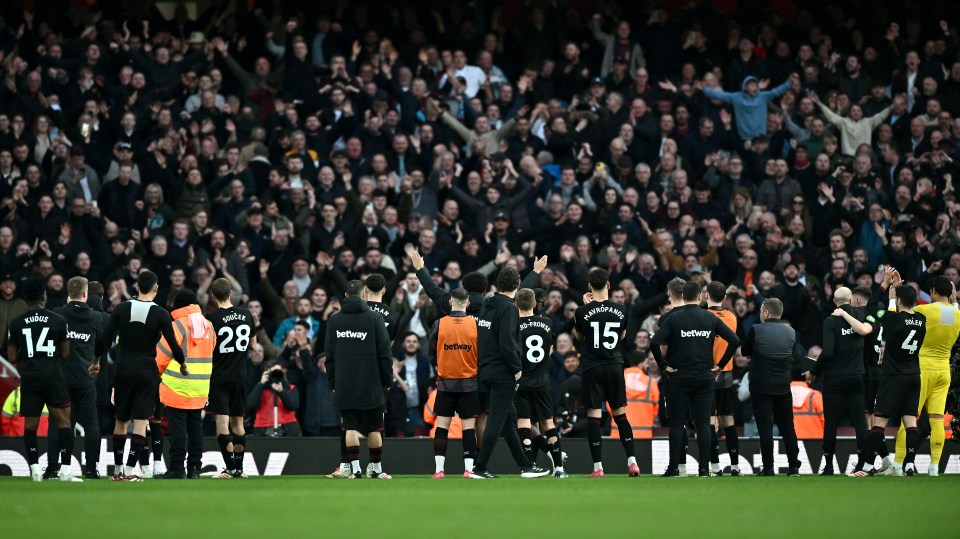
[{"x1": 805, "y1": 287, "x2": 873, "y2": 475}]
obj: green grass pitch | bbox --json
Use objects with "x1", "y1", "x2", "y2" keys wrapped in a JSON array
[{"x1": 1, "y1": 475, "x2": 956, "y2": 537}]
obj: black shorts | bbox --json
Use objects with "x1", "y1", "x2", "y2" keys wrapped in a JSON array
[
  {"x1": 714, "y1": 386, "x2": 736, "y2": 416},
  {"x1": 864, "y1": 376, "x2": 879, "y2": 414},
  {"x1": 19, "y1": 373, "x2": 71, "y2": 416},
  {"x1": 434, "y1": 391, "x2": 479, "y2": 419},
  {"x1": 582, "y1": 364, "x2": 627, "y2": 410},
  {"x1": 209, "y1": 382, "x2": 246, "y2": 417},
  {"x1": 873, "y1": 374, "x2": 921, "y2": 419},
  {"x1": 114, "y1": 370, "x2": 160, "y2": 422},
  {"x1": 515, "y1": 389, "x2": 553, "y2": 421},
  {"x1": 341, "y1": 408, "x2": 384, "y2": 434}
]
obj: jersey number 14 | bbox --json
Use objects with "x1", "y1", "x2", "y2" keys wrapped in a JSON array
[{"x1": 24, "y1": 327, "x2": 56, "y2": 358}]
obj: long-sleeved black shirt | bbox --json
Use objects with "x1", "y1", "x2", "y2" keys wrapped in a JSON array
[
  {"x1": 740, "y1": 319, "x2": 797, "y2": 395},
  {"x1": 97, "y1": 298, "x2": 185, "y2": 372},
  {"x1": 324, "y1": 297, "x2": 393, "y2": 410},
  {"x1": 813, "y1": 304, "x2": 866, "y2": 380},
  {"x1": 477, "y1": 293, "x2": 522, "y2": 381},
  {"x1": 650, "y1": 304, "x2": 740, "y2": 384}
]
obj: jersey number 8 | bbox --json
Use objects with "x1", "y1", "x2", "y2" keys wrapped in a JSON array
[
  {"x1": 525, "y1": 334, "x2": 545, "y2": 363},
  {"x1": 218, "y1": 325, "x2": 251, "y2": 353}
]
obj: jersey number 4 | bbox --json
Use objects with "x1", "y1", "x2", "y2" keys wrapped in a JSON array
[
  {"x1": 900, "y1": 330, "x2": 919, "y2": 354},
  {"x1": 24, "y1": 327, "x2": 56, "y2": 358},
  {"x1": 218, "y1": 325, "x2": 251, "y2": 354},
  {"x1": 590, "y1": 322, "x2": 620, "y2": 349}
]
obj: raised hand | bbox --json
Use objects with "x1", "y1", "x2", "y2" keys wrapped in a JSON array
[{"x1": 533, "y1": 255, "x2": 548, "y2": 273}]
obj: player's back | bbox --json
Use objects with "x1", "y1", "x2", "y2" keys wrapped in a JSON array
[
  {"x1": 708, "y1": 307, "x2": 738, "y2": 371},
  {"x1": 208, "y1": 306, "x2": 254, "y2": 383},
  {"x1": 367, "y1": 300, "x2": 399, "y2": 342},
  {"x1": 103, "y1": 299, "x2": 174, "y2": 370},
  {"x1": 9, "y1": 308, "x2": 67, "y2": 377},
  {"x1": 575, "y1": 300, "x2": 627, "y2": 369},
  {"x1": 913, "y1": 302, "x2": 960, "y2": 370},
  {"x1": 880, "y1": 310, "x2": 925, "y2": 376},
  {"x1": 519, "y1": 314, "x2": 554, "y2": 390}
]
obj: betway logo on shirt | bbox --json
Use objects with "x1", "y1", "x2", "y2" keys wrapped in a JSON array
[
  {"x1": 477, "y1": 320, "x2": 492, "y2": 329},
  {"x1": 67, "y1": 330, "x2": 92, "y2": 342},
  {"x1": 336, "y1": 330, "x2": 367, "y2": 339},
  {"x1": 841, "y1": 327, "x2": 854, "y2": 336},
  {"x1": 442, "y1": 343, "x2": 473, "y2": 351},
  {"x1": 680, "y1": 330, "x2": 713, "y2": 338}
]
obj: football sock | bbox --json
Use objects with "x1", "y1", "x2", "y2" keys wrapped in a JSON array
[
  {"x1": 59, "y1": 427, "x2": 74, "y2": 466},
  {"x1": 545, "y1": 428, "x2": 564, "y2": 470},
  {"x1": 710, "y1": 427, "x2": 720, "y2": 464},
  {"x1": 434, "y1": 428, "x2": 449, "y2": 472},
  {"x1": 462, "y1": 429, "x2": 477, "y2": 472},
  {"x1": 339, "y1": 430, "x2": 348, "y2": 464},
  {"x1": 822, "y1": 452, "x2": 834, "y2": 470},
  {"x1": 904, "y1": 426, "x2": 919, "y2": 465},
  {"x1": 869, "y1": 426, "x2": 886, "y2": 462},
  {"x1": 112, "y1": 434, "x2": 126, "y2": 469},
  {"x1": 518, "y1": 427, "x2": 533, "y2": 463},
  {"x1": 150, "y1": 423, "x2": 163, "y2": 461},
  {"x1": 532, "y1": 434, "x2": 549, "y2": 463},
  {"x1": 370, "y1": 446, "x2": 383, "y2": 474},
  {"x1": 218, "y1": 434, "x2": 235, "y2": 471},
  {"x1": 233, "y1": 435, "x2": 246, "y2": 472},
  {"x1": 139, "y1": 438, "x2": 150, "y2": 467},
  {"x1": 125, "y1": 434, "x2": 145, "y2": 475},
  {"x1": 347, "y1": 445, "x2": 360, "y2": 474},
  {"x1": 24, "y1": 429, "x2": 39, "y2": 465},
  {"x1": 723, "y1": 426, "x2": 740, "y2": 468},
  {"x1": 613, "y1": 414, "x2": 636, "y2": 459},
  {"x1": 587, "y1": 417, "x2": 603, "y2": 467},
  {"x1": 929, "y1": 417, "x2": 944, "y2": 465}
]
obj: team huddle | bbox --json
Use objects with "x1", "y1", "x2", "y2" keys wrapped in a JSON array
[{"x1": 7, "y1": 256, "x2": 957, "y2": 480}]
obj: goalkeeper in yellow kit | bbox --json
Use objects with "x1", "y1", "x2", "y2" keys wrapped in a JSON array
[{"x1": 895, "y1": 276, "x2": 958, "y2": 476}]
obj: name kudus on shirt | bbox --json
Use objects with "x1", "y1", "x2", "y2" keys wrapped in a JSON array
[
  {"x1": 581, "y1": 305, "x2": 625, "y2": 321},
  {"x1": 23, "y1": 315, "x2": 50, "y2": 324},
  {"x1": 336, "y1": 330, "x2": 368, "y2": 339},
  {"x1": 680, "y1": 330, "x2": 713, "y2": 338}
]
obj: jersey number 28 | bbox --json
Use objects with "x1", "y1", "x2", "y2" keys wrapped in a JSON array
[{"x1": 218, "y1": 325, "x2": 251, "y2": 353}]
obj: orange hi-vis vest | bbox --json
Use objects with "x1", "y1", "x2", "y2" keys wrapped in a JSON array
[
  {"x1": 423, "y1": 388, "x2": 462, "y2": 439},
  {"x1": 436, "y1": 315, "x2": 478, "y2": 381},
  {"x1": 791, "y1": 381, "x2": 824, "y2": 439},
  {"x1": 709, "y1": 307, "x2": 738, "y2": 371},
  {"x1": 945, "y1": 412, "x2": 954, "y2": 440},
  {"x1": 156, "y1": 304, "x2": 216, "y2": 410},
  {"x1": 611, "y1": 367, "x2": 659, "y2": 439}
]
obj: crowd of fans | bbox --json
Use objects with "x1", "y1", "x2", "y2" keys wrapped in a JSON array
[{"x1": 0, "y1": 1, "x2": 959, "y2": 437}]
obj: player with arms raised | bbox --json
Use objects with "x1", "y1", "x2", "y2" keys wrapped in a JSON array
[
  {"x1": 207, "y1": 278, "x2": 256, "y2": 478},
  {"x1": 574, "y1": 268, "x2": 639, "y2": 477}
]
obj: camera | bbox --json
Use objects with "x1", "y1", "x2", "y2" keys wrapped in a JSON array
[{"x1": 269, "y1": 369, "x2": 285, "y2": 384}]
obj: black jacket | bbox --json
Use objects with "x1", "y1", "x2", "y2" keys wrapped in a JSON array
[
  {"x1": 740, "y1": 319, "x2": 797, "y2": 395},
  {"x1": 477, "y1": 293, "x2": 522, "y2": 381},
  {"x1": 53, "y1": 301, "x2": 104, "y2": 387},
  {"x1": 814, "y1": 304, "x2": 866, "y2": 381},
  {"x1": 650, "y1": 304, "x2": 741, "y2": 384},
  {"x1": 325, "y1": 297, "x2": 392, "y2": 410}
]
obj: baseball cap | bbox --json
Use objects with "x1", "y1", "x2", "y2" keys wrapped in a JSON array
[
  {"x1": 493, "y1": 210, "x2": 510, "y2": 221},
  {"x1": 116, "y1": 142, "x2": 133, "y2": 151},
  {"x1": 430, "y1": 267, "x2": 442, "y2": 275},
  {"x1": 590, "y1": 76, "x2": 605, "y2": 86},
  {"x1": 0, "y1": 273, "x2": 15, "y2": 283},
  {"x1": 612, "y1": 224, "x2": 627, "y2": 234}
]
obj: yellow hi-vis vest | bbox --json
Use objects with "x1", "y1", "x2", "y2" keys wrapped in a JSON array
[{"x1": 156, "y1": 304, "x2": 216, "y2": 410}]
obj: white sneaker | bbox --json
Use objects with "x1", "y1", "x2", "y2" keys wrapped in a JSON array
[
  {"x1": 58, "y1": 470, "x2": 83, "y2": 483},
  {"x1": 928, "y1": 465, "x2": 939, "y2": 477},
  {"x1": 366, "y1": 462, "x2": 376, "y2": 478},
  {"x1": 30, "y1": 464, "x2": 42, "y2": 482},
  {"x1": 141, "y1": 464, "x2": 153, "y2": 479},
  {"x1": 153, "y1": 461, "x2": 166, "y2": 476}
]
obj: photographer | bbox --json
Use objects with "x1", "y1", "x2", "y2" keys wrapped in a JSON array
[
  {"x1": 246, "y1": 360, "x2": 301, "y2": 437},
  {"x1": 280, "y1": 321, "x2": 313, "y2": 423}
]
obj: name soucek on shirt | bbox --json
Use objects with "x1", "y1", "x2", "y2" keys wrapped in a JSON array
[
  {"x1": 207, "y1": 306, "x2": 254, "y2": 383},
  {"x1": 519, "y1": 314, "x2": 554, "y2": 390},
  {"x1": 574, "y1": 300, "x2": 627, "y2": 370},
  {"x1": 8, "y1": 308, "x2": 68, "y2": 376}
]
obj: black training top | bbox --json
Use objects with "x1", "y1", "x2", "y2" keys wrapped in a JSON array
[
  {"x1": 650, "y1": 304, "x2": 740, "y2": 383},
  {"x1": 98, "y1": 298, "x2": 185, "y2": 371},
  {"x1": 207, "y1": 306, "x2": 254, "y2": 383},
  {"x1": 53, "y1": 301, "x2": 104, "y2": 387},
  {"x1": 813, "y1": 304, "x2": 866, "y2": 380},
  {"x1": 477, "y1": 293, "x2": 522, "y2": 381}
]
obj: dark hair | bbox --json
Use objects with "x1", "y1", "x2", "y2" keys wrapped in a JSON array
[
  {"x1": 515, "y1": 288, "x2": 536, "y2": 311},
  {"x1": 533, "y1": 288, "x2": 547, "y2": 315},
  {"x1": 706, "y1": 281, "x2": 727, "y2": 303},
  {"x1": 762, "y1": 298, "x2": 784, "y2": 318},
  {"x1": 462, "y1": 271, "x2": 488, "y2": 294},
  {"x1": 364, "y1": 273, "x2": 386, "y2": 293},
  {"x1": 496, "y1": 267, "x2": 521, "y2": 293},
  {"x1": 88, "y1": 281, "x2": 104, "y2": 299},
  {"x1": 344, "y1": 279, "x2": 364, "y2": 297},
  {"x1": 137, "y1": 271, "x2": 159, "y2": 295},
  {"x1": 451, "y1": 287, "x2": 470, "y2": 305},
  {"x1": 896, "y1": 284, "x2": 918, "y2": 308},
  {"x1": 667, "y1": 277, "x2": 686, "y2": 299},
  {"x1": 293, "y1": 320, "x2": 310, "y2": 331},
  {"x1": 210, "y1": 278, "x2": 232, "y2": 302},
  {"x1": 682, "y1": 280, "x2": 702, "y2": 302},
  {"x1": 931, "y1": 275, "x2": 953, "y2": 298},
  {"x1": 587, "y1": 268, "x2": 610, "y2": 292},
  {"x1": 23, "y1": 277, "x2": 46, "y2": 303},
  {"x1": 172, "y1": 289, "x2": 199, "y2": 310},
  {"x1": 852, "y1": 286, "x2": 872, "y2": 301}
]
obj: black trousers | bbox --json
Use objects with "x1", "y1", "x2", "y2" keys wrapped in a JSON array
[
  {"x1": 822, "y1": 375, "x2": 868, "y2": 461},
  {"x1": 752, "y1": 391, "x2": 800, "y2": 471},
  {"x1": 46, "y1": 384, "x2": 100, "y2": 470},
  {"x1": 668, "y1": 378, "x2": 713, "y2": 473},
  {"x1": 477, "y1": 376, "x2": 529, "y2": 470},
  {"x1": 166, "y1": 407, "x2": 203, "y2": 472}
]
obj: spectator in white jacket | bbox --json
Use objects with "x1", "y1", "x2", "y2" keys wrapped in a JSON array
[{"x1": 813, "y1": 92, "x2": 900, "y2": 156}]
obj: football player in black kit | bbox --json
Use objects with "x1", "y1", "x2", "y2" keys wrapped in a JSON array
[
  {"x1": 853, "y1": 269, "x2": 926, "y2": 476},
  {"x1": 515, "y1": 288, "x2": 566, "y2": 478},
  {"x1": 651, "y1": 280, "x2": 740, "y2": 478},
  {"x1": 573, "y1": 268, "x2": 639, "y2": 478},
  {"x1": 207, "y1": 278, "x2": 257, "y2": 479},
  {"x1": 8, "y1": 278, "x2": 77, "y2": 482},
  {"x1": 95, "y1": 271, "x2": 187, "y2": 481}
]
